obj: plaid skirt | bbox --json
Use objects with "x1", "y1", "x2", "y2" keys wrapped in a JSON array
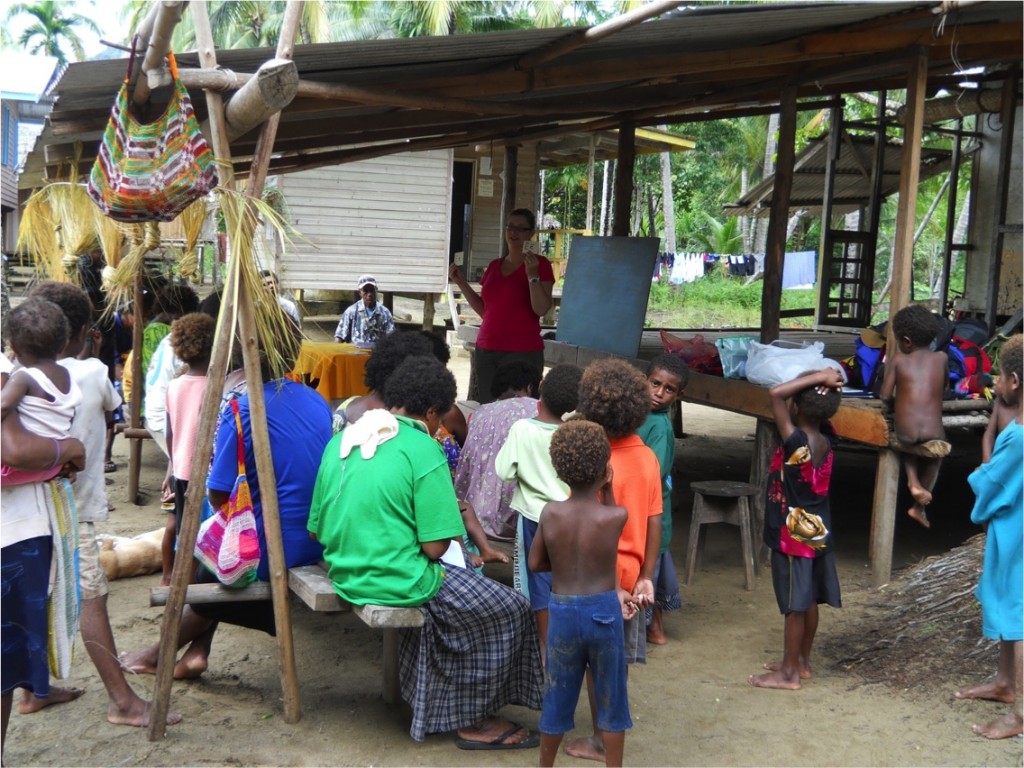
[{"x1": 399, "y1": 564, "x2": 544, "y2": 741}]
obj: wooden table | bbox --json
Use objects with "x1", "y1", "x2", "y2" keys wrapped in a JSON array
[
  {"x1": 288, "y1": 341, "x2": 370, "y2": 403},
  {"x1": 457, "y1": 325, "x2": 992, "y2": 588}
]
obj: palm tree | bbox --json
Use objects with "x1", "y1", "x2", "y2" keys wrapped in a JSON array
[{"x1": 5, "y1": 0, "x2": 100, "y2": 64}]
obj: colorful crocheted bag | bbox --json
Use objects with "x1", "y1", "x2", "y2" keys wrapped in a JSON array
[{"x1": 88, "y1": 45, "x2": 218, "y2": 222}]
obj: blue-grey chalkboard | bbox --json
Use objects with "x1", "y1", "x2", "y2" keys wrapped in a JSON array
[{"x1": 556, "y1": 236, "x2": 660, "y2": 358}]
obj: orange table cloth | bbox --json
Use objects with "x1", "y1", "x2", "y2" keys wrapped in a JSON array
[{"x1": 288, "y1": 341, "x2": 370, "y2": 402}]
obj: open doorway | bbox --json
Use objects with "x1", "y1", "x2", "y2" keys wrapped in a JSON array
[{"x1": 450, "y1": 160, "x2": 474, "y2": 264}]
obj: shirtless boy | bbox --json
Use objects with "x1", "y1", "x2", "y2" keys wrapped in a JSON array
[
  {"x1": 879, "y1": 305, "x2": 948, "y2": 528},
  {"x1": 529, "y1": 419, "x2": 634, "y2": 767}
]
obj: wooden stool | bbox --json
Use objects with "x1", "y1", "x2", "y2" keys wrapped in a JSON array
[{"x1": 684, "y1": 480, "x2": 758, "y2": 591}]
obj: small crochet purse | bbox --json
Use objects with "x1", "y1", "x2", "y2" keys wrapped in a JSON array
[{"x1": 88, "y1": 40, "x2": 218, "y2": 222}]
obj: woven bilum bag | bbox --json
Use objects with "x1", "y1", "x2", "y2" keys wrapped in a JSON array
[{"x1": 88, "y1": 45, "x2": 218, "y2": 222}]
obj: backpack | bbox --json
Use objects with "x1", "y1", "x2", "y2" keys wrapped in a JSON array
[
  {"x1": 853, "y1": 338, "x2": 885, "y2": 391},
  {"x1": 946, "y1": 335, "x2": 992, "y2": 385}
]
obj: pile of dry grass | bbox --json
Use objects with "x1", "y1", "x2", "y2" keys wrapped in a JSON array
[{"x1": 825, "y1": 534, "x2": 996, "y2": 689}]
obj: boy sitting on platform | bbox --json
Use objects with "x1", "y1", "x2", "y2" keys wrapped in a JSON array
[
  {"x1": 529, "y1": 419, "x2": 634, "y2": 767},
  {"x1": 879, "y1": 304, "x2": 950, "y2": 528}
]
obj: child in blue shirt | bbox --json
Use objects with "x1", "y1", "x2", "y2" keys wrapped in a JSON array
[{"x1": 954, "y1": 334, "x2": 1022, "y2": 740}]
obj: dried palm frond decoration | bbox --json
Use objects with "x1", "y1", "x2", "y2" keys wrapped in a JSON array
[
  {"x1": 103, "y1": 222, "x2": 161, "y2": 316},
  {"x1": 17, "y1": 182, "x2": 99, "y2": 282},
  {"x1": 93, "y1": 207, "x2": 127, "y2": 268},
  {"x1": 177, "y1": 197, "x2": 209, "y2": 283},
  {"x1": 217, "y1": 187, "x2": 301, "y2": 383}
]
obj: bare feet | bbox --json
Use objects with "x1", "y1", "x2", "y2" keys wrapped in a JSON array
[
  {"x1": 455, "y1": 718, "x2": 532, "y2": 746},
  {"x1": 908, "y1": 483, "x2": 932, "y2": 507},
  {"x1": 971, "y1": 712, "x2": 1024, "y2": 740},
  {"x1": 18, "y1": 686, "x2": 85, "y2": 714},
  {"x1": 763, "y1": 660, "x2": 812, "y2": 680},
  {"x1": 563, "y1": 735, "x2": 605, "y2": 762},
  {"x1": 748, "y1": 669, "x2": 801, "y2": 690},
  {"x1": 108, "y1": 699, "x2": 183, "y2": 727},
  {"x1": 907, "y1": 504, "x2": 931, "y2": 529},
  {"x1": 955, "y1": 680, "x2": 1016, "y2": 703},
  {"x1": 119, "y1": 651, "x2": 157, "y2": 676},
  {"x1": 647, "y1": 609, "x2": 667, "y2": 645}
]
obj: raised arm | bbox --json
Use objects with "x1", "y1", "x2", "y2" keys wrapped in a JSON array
[
  {"x1": 523, "y1": 252, "x2": 554, "y2": 317},
  {"x1": 448, "y1": 262, "x2": 486, "y2": 318},
  {"x1": 769, "y1": 368, "x2": 844, "y2": 442}
]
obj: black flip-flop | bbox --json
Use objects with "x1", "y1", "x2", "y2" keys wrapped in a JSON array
[
  {"x1": 104, "y1": 460, "x2": 117, "y2": 473},
  {"x1": 455, "y1": 724, "x2": 539, "y2": 751}
]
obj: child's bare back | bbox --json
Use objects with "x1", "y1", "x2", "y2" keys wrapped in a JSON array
[
  {"x1": 534, "y1": 495, "x2": 626, "y2": 597},
  {"x1": 885, "y1": 348, "x2": 947, "y2": 443}
]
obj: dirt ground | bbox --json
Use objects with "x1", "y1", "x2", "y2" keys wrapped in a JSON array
[{"x1": 3, "y1": 330, "x2": 1020, "y2": 767}]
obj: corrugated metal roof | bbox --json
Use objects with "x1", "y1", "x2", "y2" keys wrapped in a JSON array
[
  {"x1": 18, "y1": 1, "x2": 1022, "y2": 188},
  {"x1": 724, "y1": 134, "x2": 962, "y2": 217}
]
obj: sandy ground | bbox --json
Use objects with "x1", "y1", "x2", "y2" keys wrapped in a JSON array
[{"x1": 3, "y1": 333, "x2": 1021, "y2": 767}]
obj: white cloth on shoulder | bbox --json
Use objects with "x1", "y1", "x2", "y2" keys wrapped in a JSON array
[{"x1": 339, "y1": 408, "x2": 399, "y2": 460}]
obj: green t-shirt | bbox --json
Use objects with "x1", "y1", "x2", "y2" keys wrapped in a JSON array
[
  {"x1": 308, "y1": 414, "x2": 466, "y2": 606},
  {"x1": 637, "y1": 409, "x2": 675, "y2": 553}
]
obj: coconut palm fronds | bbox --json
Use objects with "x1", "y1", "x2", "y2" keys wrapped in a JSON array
[
  {"x1": 17, "y1": 187, "x2": 62, "y2": 280},
  {"x1": 217, "y1": 187, "x2": 301, "y2": 383},
  {"x1": 178, "y1": 198, "x2": 208, "y2": 283},
  {"x1": 18, "y1": 182, "x2": 99, "y2": 281},
  {"x1": 103, "y1": 222, "x2": 161, "y2": 316},
  {"x1": 93, "y1": 207, "x2": 126, "y2": 268}
]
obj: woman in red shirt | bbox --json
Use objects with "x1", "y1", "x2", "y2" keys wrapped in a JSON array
[{"x1": 449, "y1": 208, "x2": 555, "y2": 404}]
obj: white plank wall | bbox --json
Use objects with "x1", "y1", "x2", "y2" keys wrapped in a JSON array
[{"x1": 274, "y1": 150, "x2": 454, "y2": 294}]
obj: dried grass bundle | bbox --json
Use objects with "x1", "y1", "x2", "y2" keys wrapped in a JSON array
[
  {"x1": 217, "y1": 188, "x2": 301, "y2": 382},
  {"x1": 93, "y1": 209, "x2": 127, "y2": 268},
  {"x1": 178, "y1": 198, "x2": 209, "y2": 283},
  {"x1": 826, "y1": 534, "x2": 993, "y2": 689},
  {"x1": 104, "y1": 223, "x2": 161, "y2": 316},
  {"x1": 18, "y1": 181, "x2": 100, "y2": 282}
]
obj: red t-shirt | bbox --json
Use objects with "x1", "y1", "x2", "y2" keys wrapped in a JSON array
[
  {"x1": 609, "y1": 434, "x2": 663, "y2": 592},
  {"x1": 475, "y1": 256, "x2": 554, "y2": 352}
]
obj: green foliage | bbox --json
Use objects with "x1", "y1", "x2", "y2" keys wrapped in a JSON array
[{"x1": 646, "y1": 264, "x2": 816, "y2": 328}]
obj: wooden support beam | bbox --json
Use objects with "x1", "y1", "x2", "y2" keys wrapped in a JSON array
[
  {"x1": 146, "y1": 0, "x2": 242, "y2": 742},
  {"x1": 192, "y1": 58, "x2": 298, "y2": 143},
  {"x1": 983, "y1": 68, "x2": 1019, "y2": 334},
  {"x1": 612, "y1": 120, "x2": 635, "y2": 236},
  {"x1": 870, "y1": 448, "x2": 900, "y2": 588},
  {"x1": 514, "y1": 0, "x2": 684, "y2": 71},
  {"x1": 500, "y1": 145, "x2": 518, "y2": 257},
  {"x1": 132, "y1": 1, "x2": 185, "y2": 108},
  {"x1": 127, "y1": 270, "x2": 144, "y2": 506},
  {"x1": 759, "y1": 86, "x2": 797, "y2": 343},
  {"x1": 886, "y1": 48, "x2": 928, "y2": 358}
]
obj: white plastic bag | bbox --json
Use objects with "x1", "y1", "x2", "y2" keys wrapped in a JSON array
[{"x1": 745, "y1": 340, "x2": 827, "y2": 387}]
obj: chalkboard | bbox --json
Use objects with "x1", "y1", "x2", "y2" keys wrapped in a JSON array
[{"x1": 556, "y1": 236, "x2": 661, "y2": 358}]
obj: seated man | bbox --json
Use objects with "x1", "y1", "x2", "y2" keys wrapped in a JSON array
[{"x1": 333, "y1": 275, "x2": 394, "y2": 348}]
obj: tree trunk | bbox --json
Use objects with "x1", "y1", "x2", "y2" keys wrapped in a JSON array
[
  {"x1": 754, "y1": 112, "x2": 779, "y2": 255},
  {"x1": 659, "y1": 129, "x2": 677, "y2": 253},
  {"x1": 600, "y1": 160, "x2": 610, "y2": 236}
]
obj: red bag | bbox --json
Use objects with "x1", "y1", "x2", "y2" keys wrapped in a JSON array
[{"x1": 660, "y1": 330, "x2": 722, "y2": 376}]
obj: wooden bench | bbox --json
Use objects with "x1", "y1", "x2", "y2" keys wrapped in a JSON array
[{"x1": 150, "y1": 563, "x2": 423, "y2": 704}]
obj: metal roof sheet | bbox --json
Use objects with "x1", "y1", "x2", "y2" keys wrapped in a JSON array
[{"x1": 18, "y1": 1, "x2": 1022, "y2": 188}]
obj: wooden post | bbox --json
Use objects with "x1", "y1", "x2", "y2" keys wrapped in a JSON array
[
  {"x1": 748, "y1": 419, "x2": 777, "y2": 567},
  {"x1": 500, "y1": 145, "x2": 518, "y2": 256},
  {"x1": 886, "y1": 48, "x2": 928, "y2": 358},
  {"x1": 869, "y1": 448, "x2": 901, "y2": 588},
  {"x1": 612, "y1": 121, "x2": 635, "y2": 237},
  {"x1": 983, "y1": 69, "x2": 1019, "y2": 335},
  {"x1": 132, "y1": 1, "x2": 185, "y2": 108},
  {"x1": 759, "y1": 86, "x2": 797, "y2": 344},
  {"x1": 937, "y1": 118, "x2": 963, "y2": 313},
  {"x1": 423, "y1": 293, "x2": 435, "y2": 330},
  {"x1": 127, "y1": 269, "x2": 144, "y2": 505},
  {"x1": 146, "y1": 0, "x2": 305, "y2": 739}
]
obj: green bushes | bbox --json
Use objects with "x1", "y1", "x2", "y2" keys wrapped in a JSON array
[{"x1": 646, "y1": 264, "x2": 816, "y2": 328}]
